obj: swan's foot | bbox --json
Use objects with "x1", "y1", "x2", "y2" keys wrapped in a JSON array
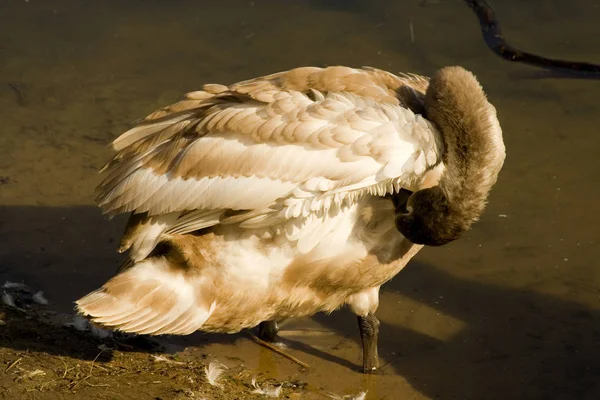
[
  {"x1": 357, "y1": 313, "x2": 380, "y2": 374},
  {"x1": 258, "y1": 320, "x2": 279, "y2": 342}
]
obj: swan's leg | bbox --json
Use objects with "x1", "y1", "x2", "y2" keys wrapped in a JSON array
[
  {"x1": 346, "y1": 286, "x2": 381, "y2": 373},
  {"x1": 357, "y1": 313, "x2": 380, "y2": 373},
  {"x1": 258, "y1": 320, "x2": 279, "y2": 342}
]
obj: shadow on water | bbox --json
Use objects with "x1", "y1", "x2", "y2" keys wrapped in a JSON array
[
  {"x1": 369, "y1": 265, "x2": 599, "y2": 399},
  {"x1": 1, "y1": 205, "x2": 600, "y2": 399}
]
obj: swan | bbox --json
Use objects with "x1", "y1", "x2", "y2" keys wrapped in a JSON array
[{"x1": 76, "y1": 65, "x2": 505, "y2": 373}]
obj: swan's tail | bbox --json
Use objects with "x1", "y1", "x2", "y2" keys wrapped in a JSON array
[{"x1": 76, "y1": 256, "x2": 216, "y2": 336}]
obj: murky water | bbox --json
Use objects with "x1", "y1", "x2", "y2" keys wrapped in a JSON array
[{"x1": 1, "y1": 0, "x2": 600, "y2": 398}]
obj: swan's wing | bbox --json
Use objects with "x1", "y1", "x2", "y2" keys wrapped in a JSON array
[
  {"x1": 110, "y1": 66, "x2": 430, "y2": 152},
  {"x1": 98, "y1": 66, "x2": 443, "y2": 260},
  {"x1": 226, "y1": 65, "x2": 429, "y2": 110},
  {"x1": 99, "y1": 92, "x2": 442, "y2": 216}
]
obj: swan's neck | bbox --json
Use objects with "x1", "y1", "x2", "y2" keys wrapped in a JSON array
[
  {"x1": 395, "y1": 66, "x2": 506, "y2": 246},
  {"x1": 430, "y1": 75, "x2": 505, "y2": 219}
]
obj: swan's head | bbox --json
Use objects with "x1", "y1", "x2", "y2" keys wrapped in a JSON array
[
  {"x1": 395, "y1": 66, "x2": 506, "y2": 246},
  {"x1": 395, "y1": 186, "x2": 467, "y2": 246}
]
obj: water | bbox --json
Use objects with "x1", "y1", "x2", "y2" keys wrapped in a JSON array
[{"x1": 1, "y1": 0, "x2": 599, "y2": 398}]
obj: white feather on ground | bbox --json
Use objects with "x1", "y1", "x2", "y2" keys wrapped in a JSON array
[
  {"x1": 2, "y1": 281, "x2": 27, "y2": 290},
  {"x1": 251, "y1": 377, "x2": 283, "y2": 397},
  {"x1": 204, "y1": 360, "x2": 227, "y2": 388},
  {"x1": 66, "y1": 315, "x2": 90, "y2": 331},
  {"x1": 327, "y1": 391, "x2": 367, "y2": 400},
  {"x1": 88, "y1": 323, "x2": 112, "y2": 339},
  {"x1": 2, "y1": 291, "x2": 16, "y2": 307},
  {"x1": 32, "y1": 291, "x2": 48, "y2": 305},
  {"x1": 65, "y1": 315, "x2": 113, "y2": 339}
]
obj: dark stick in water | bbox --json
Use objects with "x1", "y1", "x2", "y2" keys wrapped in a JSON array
[
  {"x1": 464, "y1": 0, "x2": 600, "y2": 79},
  {"x1": 8, "y1": 82, "x2": 28, "y2": 106}
]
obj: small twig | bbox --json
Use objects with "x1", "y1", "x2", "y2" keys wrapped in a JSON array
[
  {"x1": 112, "y1": 339, "x2": 134, "y2": 350},
  {"x1": 93, "y1": 363, "x2": 109, "y2": 372},
  {"x1": 68, "y1": 378, "x2": 88, "y2": 390},
  {"x1": 88, "y1": 350, "x2": 104, "y2": 376},
  {"x1": 84, "y1": 381, "x2": 110, "y2": 388},
  {"x1": 7, "y1": 82, "x2": 28, "y2": 106},
  {"x1": 330, "y1": 335, "x2": 348, "y2": 350},
  {"x1": 409, "y1": 19, "x2": 415, "y2": 43},
  {"x1": 379, "y1": 358, "x2": 394, "y2": 371},
  {"x1": 68, "y1": 350, "x2": 105, "y2": 390},
  {"x1": 23, "y1": 369, "x2": 46, "y2": 379},
  {"x1": 39, "y1": 380, "x2": 54, "y2": 391},
  {"x1": 6, "y1": 357, "x2": 22, "y2": 373},
  {"x1": 244, "y1": 331, "x2": 310, "y2": 369},
  {"x1": 151, "y1": 355, "x2": 185, "y2": 365},
  {"x1": 59, "y1": 356, "x2": 73, "y2": 379}
]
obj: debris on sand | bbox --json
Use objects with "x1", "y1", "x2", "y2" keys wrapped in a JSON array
[
  {"x1": 22, "y1": 369, "x2": 46, "y2": 379},
  {"x1": 151, "y1": 354, "x2": 185, "y2": 365},
  {"x1": 0, "y1": 285, "x2": 317, "y2": 399}
]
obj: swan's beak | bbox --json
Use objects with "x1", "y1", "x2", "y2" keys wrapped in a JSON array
[{"x1": 389, "y1": 189, "x2": 413, "y2": 215}]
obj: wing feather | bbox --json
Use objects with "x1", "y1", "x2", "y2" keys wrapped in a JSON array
[
  {"x1": 99, "y1": 97, "x2": 440, "y2": 212},
  {"x1": 98, "y1": 66, "x2": 443, "y2": 259}
]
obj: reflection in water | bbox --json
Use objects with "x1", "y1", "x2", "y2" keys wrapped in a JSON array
[{"x1": 1, "y1": 0, "x2": 599, "y2": 399}]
